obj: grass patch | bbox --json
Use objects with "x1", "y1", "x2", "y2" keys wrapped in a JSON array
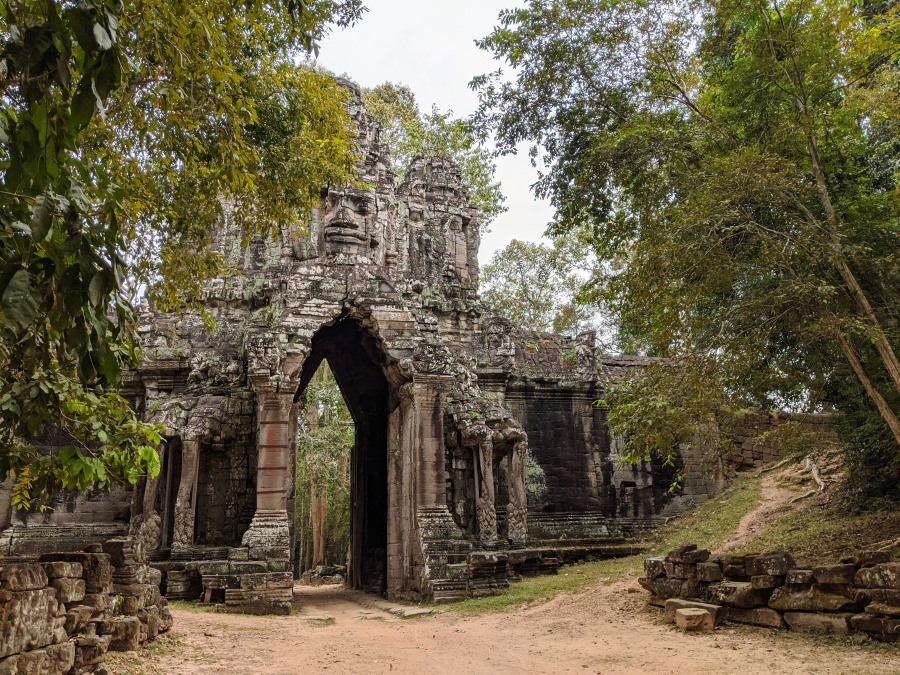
[
  {"x1": 450, "y1": 474, "x2": 762, "y2": 615},
  {"x1": 105, "y1": 632, "x2": 186, "y2": 675},
  {"x1": 732, "y1": 496, "x2": 900, "y2": 564}
]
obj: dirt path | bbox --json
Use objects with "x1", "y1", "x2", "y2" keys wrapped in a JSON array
[
  {"x1": 113, "y1": 582, "x2": 897, "y2": 675},
  {"x1": 721, "y1": 474, "x2": 794, "y2": 551}
]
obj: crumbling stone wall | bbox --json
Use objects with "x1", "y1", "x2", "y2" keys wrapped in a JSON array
[
  {"x1": 640, "y1": 544, "x2": 899, "y2": 642},
  {"x1": 0, "y1": 536, "x2": 172, "y2": 674}
]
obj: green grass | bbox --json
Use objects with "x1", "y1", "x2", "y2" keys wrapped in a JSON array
[
  {"x1": 449, "y1": 474, "x2": 762, "y2": 615},
  {"x1": 732, "y1": 498, "x2": 900, "y2": 564}
]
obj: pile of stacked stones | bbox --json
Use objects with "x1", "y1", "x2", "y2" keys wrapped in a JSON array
[
  {"x1": 639, "y1": 544, "x2": 899, "y2": 641},
  {"x1": 0, "y1": 537, "x2": 172, "y2": 674},
  {"x1": 161, "y1": 547, "x2": 293, "y2": 615}
]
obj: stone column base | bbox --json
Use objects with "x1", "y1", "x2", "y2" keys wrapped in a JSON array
[{"x1": 241, "y1": 510, "x2": 291, "y2": 561}]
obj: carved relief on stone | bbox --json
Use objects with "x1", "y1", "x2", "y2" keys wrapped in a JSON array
[
  {"x1": 410, "y1": 340, "x2": 455, "y2": 376},
  {"x1": 482, "y1": 317, "x2": 515, "y2": 369},
  {"x1": 475, "y1": 437, "x2": 498, "y2": 545},
  {"x1": 507, "y1": 439, "x2": 529, "y2": 544},
  {"x1": 186, "y1": 352, "x2": 243, "y2": 391},
  {"x1": 321, "y1": 187, "x2": 379, "y2": 258}
]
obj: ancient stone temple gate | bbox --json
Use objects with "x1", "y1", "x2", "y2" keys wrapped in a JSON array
[{"x1": 2, "y1": 82, "x2": 707, "y2": 613}]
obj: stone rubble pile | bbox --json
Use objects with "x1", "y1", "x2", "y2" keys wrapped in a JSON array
[
  {"x1": 0, "y1": 537, "x2": 171, "y2": 674},
  {"x1": 639, "y1": 544, "x2": 899, "y2": 641}
]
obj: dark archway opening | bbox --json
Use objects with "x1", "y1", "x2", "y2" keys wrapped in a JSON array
[{"x1": 295, "y1": 318, "x2": 389, "y2": 595}]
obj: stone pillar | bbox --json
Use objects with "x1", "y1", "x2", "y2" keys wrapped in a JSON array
[
  {"x1": 388, "y1": 374, "x2": 456, "y2": 598},
  {"x1": 507, "y1": 438, "x2": 528, "y2": 546},
  {"x1": 241, "y1": 382, "x2": 294, "y2": 556},
  {"x1": 475, "y1": 438, "x2": 498, "y2": 545},
  {"x1": 172, "y1": 439, "x2": 200, "y2": 548}
]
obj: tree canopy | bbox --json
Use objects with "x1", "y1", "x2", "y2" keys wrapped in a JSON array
[
  {"x1": 480, "y1": 235, "x2": 598, "y2": 336},
  {"x1": 474, "y1": 0, "x2": 900, "y2": 496},
  {"x1": 0, "y1": 0, "x2": 364, "y2": 506},
  {"x1": 362, "y1": 82, "x2": 506, "y2": 228}
]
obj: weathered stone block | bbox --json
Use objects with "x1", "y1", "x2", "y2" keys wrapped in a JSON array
[
  {"x1": 198, "y1": 562, "x2": 231, "y2": 576},
  {"x1": 51, "y1": 578, "x2": 86, "y2": 604},
  {"x1": 664, "y1": 599, "x2": 724, "y2": 625},
  {"x1": 751, "y1": 575, "x2": 783, "y2": 590},
  {"x1": 675, "y1": 607, "x2": 713, "y2": 631},
  {"x1": 41, "y1": 553, "x2": 111, "y2": 594},
  {"x1": 267, "y1": 560, "x2": 292, "y2": 573},
  {"x1": 813, "y1": 564, "x2": 857, "y2": 585},
  {"x1": 865, "y1": 602, "x2": 900, "y2": 618},
  {"x1": 228, "y1": 548, "x2": 250, "y2": 562},
  {"x1": 229, "y1": 562, "x2": 267, "y2": 575},
  {"x1": 784, "y1": 612, "x2": 852, "y2": 634},
  {"x1": 785, "y1": 569, "x2": 814, "y2": 585},
  {"x1": 843, "y1": 551, "x2": 891, "y2": 567},
  {"x1": 644, "y1": 558, "x2": 666, "y2": 579},
  {"x1": 0, "y1": 587, "x2": 59, "y2": 658},
  {"x1": 15, "y1": 648, "x2": 50, "y2": 674},
  {"x1": 696, "y1": 562, "x2": 723, "y2": 583},
  {"x1": 266, "y1": 573, "x2": 294, "y2": 590},
  {"x1": 41, "y1": 562, "x2": 83, "y2": 580},
  {"x1": 864, "y1": 588, "x2": 900, "y2": 606},
  {"x1": 0, "y1": 564, "x2": 48, "y2": 592},
  {"x1": 239, "y1": 574, "x2": 269, "y2": 592},
  {"x1": 768, "y1": 585, "x2": 861, "y2": 612},
  {"x1": 748, "y1": 552, "x2": 795, "y2": 577},
  {"x1": 665, "y1": 544, "x2": 706, "y2": 564},
  {"x1": 850, "y1": 614, "x2": 900, "y2": 642},
  {"x1": 64, "y1": 605, "x2": 94, "y2": 634},
  {"x1": 663, "y1": 562, "x2": 696, "y2": 580},
  {"x1": 710, "y1": 581, "x2": 769, "y2": 609},
  {"x1": 854, "y1": 563, "x2": 900, "y2": 590},
  {"x1": 106, "y1": 616, "x2": 141, "y2": 652},
  {"x1": 73, "y1": 634, "x2": 110, "y2": 669},
  {"x1": 46, "y1": 641, "x2": 76, "y2": 673},
  {"x1": 725, "y1": 607, "x2": 785, "y2": 628}
]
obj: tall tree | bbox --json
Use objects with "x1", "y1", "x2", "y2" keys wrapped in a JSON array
[
  {"x1": 473, "y1": 0, "x2": 900, "y2": 487},
  {"x1": 480, "y1": 235, "x2": 598, "y2": 335},
  {"x1": 362, "y1": 82, "x2": 507, "y2": 228},
  {"x1": 0, "y1": 0, "x2": 364, "y2": 506}
]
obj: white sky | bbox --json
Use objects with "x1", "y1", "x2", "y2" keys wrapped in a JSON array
[{"x1": 315, "y1": 0, "x2": 555, "y2": 264}]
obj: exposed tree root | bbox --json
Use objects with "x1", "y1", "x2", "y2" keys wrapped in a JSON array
[{"x1": 755, "y1": 458, "x2": 792, "y2": 478}]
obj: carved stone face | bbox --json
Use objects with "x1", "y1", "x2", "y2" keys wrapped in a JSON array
[{"x1": 322, "y1": 188, "x2": 378, "y2": 257}]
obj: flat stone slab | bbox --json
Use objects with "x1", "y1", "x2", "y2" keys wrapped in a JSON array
[
  {"x1": 664, "y1": 599, "x2": 724, "y2": 625},
  {"x1": 675, "y1": 608, "x2": 713, "y2": 632},
  {"x1": 784, "y1": 612, "x2": 852, "y2": 634},
  {"x1": 371, "y1": 600, "x2": 434, "y2": 618},
  {"x1": 301, "y1": 613, "x2": 334, "y2": 622}
]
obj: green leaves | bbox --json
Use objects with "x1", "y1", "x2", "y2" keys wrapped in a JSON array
[{"x1": 1, "y1": 270, "x2": 40, "y2": 332}]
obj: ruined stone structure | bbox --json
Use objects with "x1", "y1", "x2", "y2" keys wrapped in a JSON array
[{"x1": 1, "y1": 82, "x2": 720, "y2": 609}]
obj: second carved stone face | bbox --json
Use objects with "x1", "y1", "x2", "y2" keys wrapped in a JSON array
[{"x1": 322, "y1": 188, "x2": 378, "y2": 257}]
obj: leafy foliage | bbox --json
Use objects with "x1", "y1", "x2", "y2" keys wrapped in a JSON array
[
  {"x1": 362, "y1": 82, "x2": 506, "y2": 228},
  {"x1": 474, "y1": 0, "x2": 900, "y2": 494},
  {"x1": 0, "y1": 0, "x2": 363, "y2": 507},
  {"x1": 480, "y1": 234, "x2": 598, "y2": 335}
]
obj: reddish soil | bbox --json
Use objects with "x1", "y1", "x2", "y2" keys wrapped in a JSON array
[{"x1": 112, "y1": 582, "x2": 898, "y2": 674}]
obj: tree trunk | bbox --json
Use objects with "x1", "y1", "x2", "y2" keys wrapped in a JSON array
[
  {"x1": 797, "y1": 100, "x2": 900, "y2": 395},
  {"x1": 832, "y1": 327, "x2": 900, "y2": 448}
]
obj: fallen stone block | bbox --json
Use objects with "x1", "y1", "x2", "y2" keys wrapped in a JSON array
[
  {"x1": 106, "y1": 616, "x2": 141, "y2": 652},
  {"x1": 73, "y1": 634, "x2": 110, "y2": 670},
  {"x1": 850, "y1": 614, "x2": 900, "y2": 642},
  {"x1": 749, "y1": 552, "x2": 795, "y2": 577},
  {"x1": 813, "y1": 564, "x2": 857, "y2": 585},
  {"x1": 675, "y1": 608, "x2": 714, "y2": 632},
  {"x1": 785, "y1": 569, "x2": 814, "y2": 585},
  {"x1": 664, "y1": 598, "x2": 724, "y2": 625},
  {"x1": 648, "y1": 594, "x2": 665, "y2": 608},
  {"x1": 0, "y1": 564, "x2": 48, "y2": 592},
  {"x1": 637, "y1": 576, "x2": 653, "y2": 593},
  {"x1": 644, "y1": 558, "x2": 666, "y2": 579},
  {"x1": 710, "y1": 581, "x2": 769, "y2": 609},
  {"x1": 864, "y1": 588, "x2": 900, "y2": 606},
  {"x1": 696, "y1": 562, "x2": 723, "y2": 583},
  {"x1": 865, "y1": 602, "x2": 900, "y2": 618},
  {"x1": 663, "y1": 562, "x2": 696, "y2": 580},
  {"x1": 64, "y1": 605, "x2": 94, "y2": 634},
  {"x1": 51, "y1": 577, "x2": 86, "y2": 604},
  {"x1": 769, "y1": 585, "x2": 861, "y2": 612},
  {"x1": 41, "y1": 562, "x2": 83, "y2": 580},
  {"x1": 854, "y1": 563, "x2": 900, "y2": 590},
  {"x1": 725, "y1": 607, "x2": 785, "y2": 628},
  {"x1": 843, "y1": 551, "x2": 891, "y2": 567},
  {"x1": 665, "y1": 544, "x2": 698, "y2": 563},
  {"x1": 784, "y1": 612, "x2": 852, "y2": 634},
  {"x1": 751, "y1": 575, "x2": 783, "y2": 590}
]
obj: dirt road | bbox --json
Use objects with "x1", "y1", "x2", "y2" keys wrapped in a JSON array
[{"x1": 114, "y1": 582, "x2": 897, "y2": 675}]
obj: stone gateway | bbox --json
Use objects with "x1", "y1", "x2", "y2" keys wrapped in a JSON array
[{"x1": 1, "y1": 82, "x2": 705, "y2": 611}]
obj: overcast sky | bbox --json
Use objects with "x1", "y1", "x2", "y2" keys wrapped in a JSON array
[{"x1": 315, "y1": 0, "x2": 555, "y2": 264}]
